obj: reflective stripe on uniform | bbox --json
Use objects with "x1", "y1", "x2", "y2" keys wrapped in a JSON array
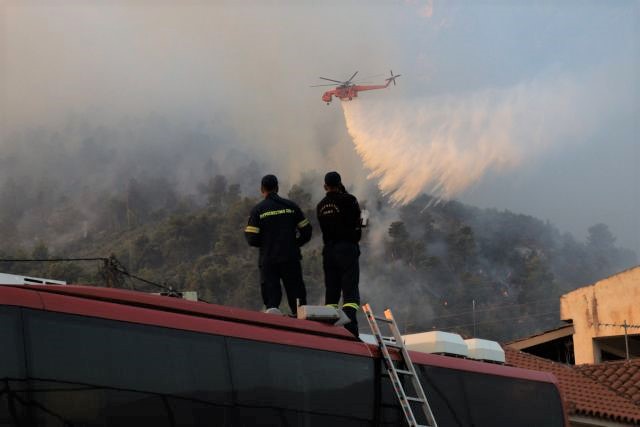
[
  {"x1": 297, "y1": 218, "x2": 310, "y2": 228},
  {"x1": 245, "y1": 226, "x2": 260, "y2": 234},
  {"x1": 259, "y1": 208, "x2": 294, "y2": 219},
  {"x1": 342, "y1": 303, "x2": 360, "y2": 310},
  {"x1": 326, "y1": 303, "x2": 339, "y2": 309}
]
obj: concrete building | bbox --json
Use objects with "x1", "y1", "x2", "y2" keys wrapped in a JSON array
[
  {"x1": 560, "y1": 266, "x2": 640, "y2": 365},
  {"x1": 506, "y1": 266, "x2": 640, "y2": 424}
]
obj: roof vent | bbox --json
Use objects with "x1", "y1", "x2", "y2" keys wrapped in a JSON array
[
  {"x1": 465, "y1": 338, "x2": 505, "y2": 363},
  {"x1": 0, "y1": 273, "x2": 66, "y2": 286},
  {"x1": 403, "y1": 331, "x2": 469, "y2": 357}
]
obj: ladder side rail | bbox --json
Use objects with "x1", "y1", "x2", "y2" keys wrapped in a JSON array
[
  {"x1": 384, "y1": 309, "x2": 439, "y2": 427},
  {"x1": 380, "y1": 344, "x2": 421, "y2": 427},
  {"x1": 363, "y1": 304, "x2": 422, "y2": 426}
]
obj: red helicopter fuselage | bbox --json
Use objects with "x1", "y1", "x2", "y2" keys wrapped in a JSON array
[
  {"x1": 322, "y1": 81, "x2": 392, "y2": 104},
  {"x1": 314, "y1": 70, "x2": 400, "y2": 105}
]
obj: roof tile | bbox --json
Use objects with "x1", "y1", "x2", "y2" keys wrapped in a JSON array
[
  {"x1": 505, "y1": 348, "x2": 640, "y2": 424},
  {"x1": 576, "y1": 359, "x2": 640, "y2": 406}
]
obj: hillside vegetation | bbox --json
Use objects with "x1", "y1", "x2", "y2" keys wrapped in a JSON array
[{"x1": 1, "y1": 172, "x2": 635, "y2": 342}]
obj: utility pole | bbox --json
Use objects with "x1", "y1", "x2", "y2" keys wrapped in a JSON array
[
  {"x1": 472, "y1": 299, "x2": 477, "y2": 337},
  {"x1": 623, "y1": 320, "x2": 630, "y2": 361}
]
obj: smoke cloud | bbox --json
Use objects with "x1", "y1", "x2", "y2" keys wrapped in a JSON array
[{"x1": 1, "y1": 0, "x2": 637, "y2": 254}]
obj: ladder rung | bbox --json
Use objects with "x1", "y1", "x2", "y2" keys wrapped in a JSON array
[
  {"x1": 374, "y1": 315, "x2": 393, "y2": 323},
  {"x1": 383, "y1": 341, "x2": 403, "y2": 349},
  {"x1": 406, "y1": 396, "x2": 425, "y2": 403},
  {"x1": 395, "y1": 368, "x2": 413, "y2": 375}
]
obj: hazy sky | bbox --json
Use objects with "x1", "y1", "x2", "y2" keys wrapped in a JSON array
[{"x1": 1, "y1": 0, "x2": 638, "y2": 253}]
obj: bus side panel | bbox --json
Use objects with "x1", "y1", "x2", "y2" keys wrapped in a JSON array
[
  {"x1": 0, "y1": 286, "x2": 44, "y2": 309},
  {"x1": 36, "y1": 291, "x2": 373, "y2": 357},
  {"x1": 14, "y1": 308, "x2": 378, "y2": 426}
]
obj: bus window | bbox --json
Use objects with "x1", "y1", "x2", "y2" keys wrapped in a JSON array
[
  {"x1": 23, "y1": 309, "x2": 233, "y2": 426},
  {"x1": 462, "y1": 369, "x2": 565, "y2": 426},
  {"x1": 0, "y1": 307, "x2": 24, "y2": 378},
  {"x1": 414, "y1": 365, "x2": 472, "y2": 426},
  {"x1": 378, "y1": 360, "x2": 408, "y2": 426},
  {"x1": 416, "y1": 365, "x2": 565, "y2": 427},
  {"x1": 0, "y1": 306, "x2": 28, "y2": 426},
  {"x1": 227, "y1": 337, "x2": 374, "y2": 426}
]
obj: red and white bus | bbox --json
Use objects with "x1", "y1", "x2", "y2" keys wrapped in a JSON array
[{"x1": 0, "y1": 284, "x2": 567, "y2": 426}]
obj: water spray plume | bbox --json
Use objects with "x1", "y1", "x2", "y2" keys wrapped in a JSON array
[{"x1": 341, "y1": 76, "x2": 588, "y2": 205}]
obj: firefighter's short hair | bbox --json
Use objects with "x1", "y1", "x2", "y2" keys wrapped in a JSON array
[
  {"x1": 261, "y1": 174, "x2": 278, "y2": 192},
  {"x1": 324, "y1": 171, "x2": 342, "y2": 187}
]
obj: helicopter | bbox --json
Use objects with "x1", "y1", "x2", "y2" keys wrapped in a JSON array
[{"x1": 311, "y1": 70, "x2": 401, "y2": 105}]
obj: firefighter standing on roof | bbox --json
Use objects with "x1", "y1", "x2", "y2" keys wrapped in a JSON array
[
  {"x1": 317, "y1": 171, "x2": 362, "y2": 336},
  {"x1": 244, "y1": 174, "x2": 312, "y2": 316}
]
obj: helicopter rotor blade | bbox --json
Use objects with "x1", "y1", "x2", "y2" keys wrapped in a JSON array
[
  {"x1": 310, "y1": 84, "x2": 340, "y2": 87},
  {"x1": 346, "y1": 71, "x2": 359, "y2": 83},
  {"x1": 362, "y1": 73, "x2": 386, "y2": 79},
  {"x1": 319, "y1": 77, "x2": 344, "y2": 84}
]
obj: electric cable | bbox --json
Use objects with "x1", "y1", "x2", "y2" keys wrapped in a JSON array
[
  {"x1": 435, "y1": 310, "x2": 560, "y2": 330},
  {"x1": 0, "y1": 257, "x2": 210, "y2": 303},
  {"x1": 422, "y1": 297, "x2": 559, "y2": 322}
]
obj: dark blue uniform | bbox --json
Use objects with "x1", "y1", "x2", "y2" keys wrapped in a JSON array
[
  {"x1": 245, "y1": 193, "x2": 312, "y2": 315},
  {"x1": 317, "y1": 190, "x2": 361, "y2": 336}
]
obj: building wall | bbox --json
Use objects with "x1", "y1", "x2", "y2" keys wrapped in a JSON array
[{"x1": 560, "y1": 266, "x2": 640, "y2": 364}]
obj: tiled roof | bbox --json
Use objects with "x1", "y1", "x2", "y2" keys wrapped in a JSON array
[
  {"x1": 576, "y1": 359, "x2": 640, "y2": 406},
  {"x1": 505, "y1": 347, "x2": 640, "y2": 424}
]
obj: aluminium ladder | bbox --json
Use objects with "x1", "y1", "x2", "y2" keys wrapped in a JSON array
[{"x1": 362, "y1": 304, "x2": 437, "y2": 427}]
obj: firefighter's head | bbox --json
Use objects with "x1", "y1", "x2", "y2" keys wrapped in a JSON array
[
  {"x1": 261, "y1": 174, "x2": 278, "y2": 196},
  {"x1": 324, "y1": 171, "x2": 342, "y2": 192}
]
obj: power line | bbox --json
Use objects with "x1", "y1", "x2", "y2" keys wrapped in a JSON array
[
  {"x1": 0, "y1": 256, "x2": 210, "y2": 303},
  {"x1": 0, "y1": 258, "x2": 107, "y2": 263},
  {"x1": 0, "y1": 256, "x2": 166, "y2": 290},
  {"x1": 434, "y1": 310, "x2": 560, "y2": 330},
  {"x1": 423, "y1": 297, "x2": 559, "y2": 321},
  {"x1": 598, "y1": 322, "x2": 640, "y2": 329}
]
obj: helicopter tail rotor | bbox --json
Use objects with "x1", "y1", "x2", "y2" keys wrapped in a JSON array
[{"x1": 386, "y1": 69, "x2": 401, "y2": 86}]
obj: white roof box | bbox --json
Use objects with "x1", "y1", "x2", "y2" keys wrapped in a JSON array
[
  {"x1": 151, "y1": 291, "x2": 199, "y2": 302},
  {"x1": 0, "y1": 273, "x2": 66, "y2": 286},
  {"x1": 403, "y1": 331, "x2": 469, "y2": 357},
  {"x1": 465, "y1": 338, "x2": 505, "y2": 363},
  {"x1": 296, "y1": 305, "x2": 350, "y2": 326}
]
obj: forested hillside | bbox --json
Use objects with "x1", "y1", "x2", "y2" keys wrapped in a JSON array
[{"x1": 1, "y1": 171, "x2": 636, "y2": 342}]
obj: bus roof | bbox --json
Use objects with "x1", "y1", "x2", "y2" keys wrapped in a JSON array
[
  {"x1": 0, "y1": 283, "x2": 560, "y2": 386},
  {"x1": 0, "y1": 283, "x2": 357, "y2": 340}
]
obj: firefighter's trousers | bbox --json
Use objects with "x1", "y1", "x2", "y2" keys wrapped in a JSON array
[
  {"x1": 260, "y1": 260, "x2": 307, "y2": 316},
  {"x1": 323, "y1": 241, "x2": 360, "y2": 336}
]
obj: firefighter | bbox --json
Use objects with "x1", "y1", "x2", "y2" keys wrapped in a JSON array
[
  {"x1": 316, "y1": 171, "x2": 362, "y2": 336},
  {"x1": 245, "y1": 174, "x2": 312, "y2": 316}
]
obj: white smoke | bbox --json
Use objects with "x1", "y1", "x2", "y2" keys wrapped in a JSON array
[{"x1": 341, "y1": 73, "x2": 601, "y2": 205}]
